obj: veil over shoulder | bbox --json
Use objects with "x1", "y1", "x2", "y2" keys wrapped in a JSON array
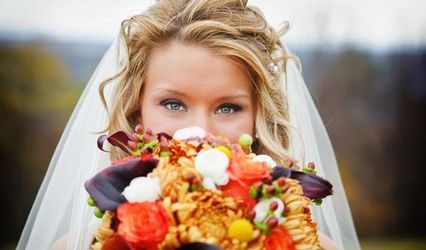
[
  {"x1": 285, "y1": 59, "x2": 360, "y2": 249},
  {"x1": 17, "y1": 34, "x2": 127, "y2": 250},
  {"x1": 17, "y1": 3, "x2": 360, "y2": 250}
]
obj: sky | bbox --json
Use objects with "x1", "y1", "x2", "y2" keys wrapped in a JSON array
[{"x1": 0, "y1": 0, "x2": 425, "y2": 49}]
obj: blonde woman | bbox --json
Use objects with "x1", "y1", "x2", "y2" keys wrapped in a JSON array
[{"x1": 18, "y1": 0, "x2": 360, "y2": 249}]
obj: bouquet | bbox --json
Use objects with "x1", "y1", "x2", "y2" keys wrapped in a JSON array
[{"x1": 85, "y1": 126, "x2": 333, "y2": 250}]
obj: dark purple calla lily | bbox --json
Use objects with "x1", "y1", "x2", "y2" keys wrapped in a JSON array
[
  {"x1": 158, "y1": 132, "x2": 173, "y2": 140},
  {"x1": 178, "y1": 243, "x2": 222, "y2": 250},
  {"x1": 272, "y1": 166, "x2": 333, "y2": 199},
  {"x1": 97, "y1": 131, "x2": 132, "y2": 154},
  {"x1": 85, "y1": 158, "x2": 158, "y2": 211}
]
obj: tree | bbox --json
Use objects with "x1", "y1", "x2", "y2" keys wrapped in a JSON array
[{"x1": 0, "y1": 43, "x2": 81, "y2": 246}]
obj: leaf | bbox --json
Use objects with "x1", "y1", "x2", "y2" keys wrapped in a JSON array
[
  {"x1": 272, "y1": 166, "x2": 333, "y2": 199},
  {"x1": 84, "y1": 158, "x2": 158, "y2": 211},
  {"x1": 97, "y1": 135, "x2": 109, "y2": 152}
]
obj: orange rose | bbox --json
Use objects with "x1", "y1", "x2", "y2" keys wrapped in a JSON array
[
  {"x1": 221, "y1": 145, "x2": 270, "y2": 208},
  {"x1": 264, "y1": 226, "x2": 295, "y2": 250},
  {"x1": 117, "y1": 201, "x2": 170, "y2": 250},
  {"x1": 222, "y1": 178, "x2": 256, "y2": 209},
  {"x1": 227, "y1": 145, "x2": 270, "y2": 186}
]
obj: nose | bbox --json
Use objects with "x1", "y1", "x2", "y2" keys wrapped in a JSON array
[{"x1": 190, "y1": 109, "x2": 212, "y2": 134}]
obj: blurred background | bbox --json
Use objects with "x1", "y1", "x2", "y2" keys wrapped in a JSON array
[{"x1": 1, "y1": 0, "x2": 425, "y2": 249}]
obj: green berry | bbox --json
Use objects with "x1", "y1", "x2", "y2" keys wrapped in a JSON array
[
  {"x1": 249, "y1": 185, "x2": 259, "y2": 199},
  {"x1": 160, "y1": 151, "x2": 171, "y2": 158},
  {"x1": 261, "y1": 184, "x2": 269, "y2": 197},
  {"x1": 94, "y1": 207, "x2": 104, "y2": 218},
  {"x1": 255, "y1": 221, "x2": 270, "y2": 235},
  {"x1": 131, "y1": 150, "x2": 141, "y2": 157},
  {"x1": 144, "y1": 140, "x2": 159, "y2": 150},
  {"x1": 255, "y1": 221, "x2": 268, "y2": 231},
  {"x1": 238, "y1": 134, "x2": 253, "y2": 148},
  {"x1": 137, "y1": 134, "x2": 144, "y2": 141},
  {"x1": 87, "y1": 197, "x2": 96, "y2": 207},
  {"x1": 302, "y1": 167, "x2": 317, "y2": 174},
  {"x1": 273, "y1": 182, "x2": 283, "y2": 193}
]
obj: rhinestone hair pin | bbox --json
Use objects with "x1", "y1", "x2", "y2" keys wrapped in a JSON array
[{"x1": 268, "y1": 62, "x2": 279, "y2": 76}]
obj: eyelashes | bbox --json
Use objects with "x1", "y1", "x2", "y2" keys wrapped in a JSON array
[
  {"x1": 215, "y1": 104, "x2": 242, "y2": 114},
  {"x1": 160, "y1": 99, "x2": 186, "y2": 111},
  {"x1": 159, "y1": 99, "x2": 242, "y2": 114}
]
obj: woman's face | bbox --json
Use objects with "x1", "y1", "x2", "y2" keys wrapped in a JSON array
[{"x1": 140, "y1": 41, "x2": 255, "y2": 142}]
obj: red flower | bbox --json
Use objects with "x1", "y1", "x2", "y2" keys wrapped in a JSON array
[
  {"x1": 228, "y1": 145, "x2": 270, "y2": 186},
  {"x1": 221, "y1": 145, "x2": 270, "y2": 208},
  {"x1": 117, "y1": 201, "x2": 170, "y2": 250},
  {"x1": 222, "y1": 179, "x2": 256, "y2": 209},
  {"x1": 264, "y1": 226, "x2": 295, "y2": 250},
  {"x1": 140, "y1": 153, "x2": 153, "y2": 161}
]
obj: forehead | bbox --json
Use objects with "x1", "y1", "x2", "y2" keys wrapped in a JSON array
[{"x1": 145, "y1": 41, "x2": 252, "y2": 96}]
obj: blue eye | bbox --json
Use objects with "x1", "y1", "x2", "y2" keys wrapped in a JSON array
[
  {"x1": 215, "y1": 104, "x2": 242, "y2": 114},
  {"x1": 160, "y1": 99, "x2": 185, "y2": 111}
]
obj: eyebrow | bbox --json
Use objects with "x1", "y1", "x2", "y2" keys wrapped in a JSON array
[
  {"x1": 152, "y1": 87, "x2": 187, "y2": 97},
  {"x1": 152, "y1": 87, "x2": 251, "y2": 101}
]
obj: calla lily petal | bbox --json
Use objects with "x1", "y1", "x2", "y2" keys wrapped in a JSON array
[
  {"x1": 97, "y1": 131, "x2": 132, "y2": 154},
  {"x1": 85, "y1": 158, "x2": 158, "y2": 211},
  {"x1": 272, "y1": 166, "x2": 333, "y2": 199},
  {"x1": 178, "y1": 242, "x2": 222, "y2": 250}
]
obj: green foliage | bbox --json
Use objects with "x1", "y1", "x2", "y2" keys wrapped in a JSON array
[
  {"x1": 0, "y1": 45, "x2": 80, "y2": 115},
  {"x1": 361, "y1": 238, "x2": 426, "y2": 250},
  {"x1": 0, "y1": 43, "x2": 82, "y2": 244},
  {"x1": 303, "y1": 48, "x2": 426, "y2": 238}
]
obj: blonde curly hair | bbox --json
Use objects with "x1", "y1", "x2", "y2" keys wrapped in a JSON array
[{"x1": 100, "y1": 0, "x2": 295, "y2": 163}]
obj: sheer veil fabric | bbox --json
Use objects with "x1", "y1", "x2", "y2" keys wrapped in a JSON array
[
  {"x1": 285, "y1": 61, "x2": 360, "y2": 249},
  {"x1": 17, "y1": 35, "x2": 125, "y2": 250},
  {"x1": 17, "y1": 7, "x2": 360, "y2": 250}
]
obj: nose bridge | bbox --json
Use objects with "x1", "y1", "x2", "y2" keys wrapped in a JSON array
[{"x1": 192, "y1": 107, "x2": 211, "y2": 133}]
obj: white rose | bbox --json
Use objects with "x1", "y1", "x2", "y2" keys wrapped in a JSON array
[
  {"x1": 195, "y1": 148, "x2": 230, "y2": 188},
  {"x1": 202, "y1": 177, "x2": 217, "y2": 190},
  {"x1": 122, "y1": 176, "x2": 161, "y2": 202},
  {"x1": 252, "y1": 154, "x2": 277, "y2": 169},
  {"x1": 253, "y1": 197, "x2": 285, "y2": 224},
  {"x1": 173, "y1": 126, "x2": 206, "y2": 140}
]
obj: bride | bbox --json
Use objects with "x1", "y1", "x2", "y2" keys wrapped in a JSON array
[{"x1": 17, "y1": 0, "x2": 360, "y2": 249}]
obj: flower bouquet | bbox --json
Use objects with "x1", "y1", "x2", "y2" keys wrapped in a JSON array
[{"x1": 85, "y1": 126, "x2": 333, "y2": 250}]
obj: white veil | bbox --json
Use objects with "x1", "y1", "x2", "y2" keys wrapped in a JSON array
[
  {"x1": 17, "y1": 4, "x2": 360, "y2": 250},
  {"x1": 17, "y1": 34, "x2": 126, "y2": 250},
  {"x1": 285, "y1": 60, "x2": 360, "y2": 249}
]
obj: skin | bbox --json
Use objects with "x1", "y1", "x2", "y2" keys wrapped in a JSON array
[
  {"x1": 50, "y1": 41, "x2": 339, "y2": 250},
  {"x1": 140, "y1": 41, "x2": 339, "y2": 250},
  {"x1": 140, "y1": 41, "x2": 255, "y2": 142}
]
